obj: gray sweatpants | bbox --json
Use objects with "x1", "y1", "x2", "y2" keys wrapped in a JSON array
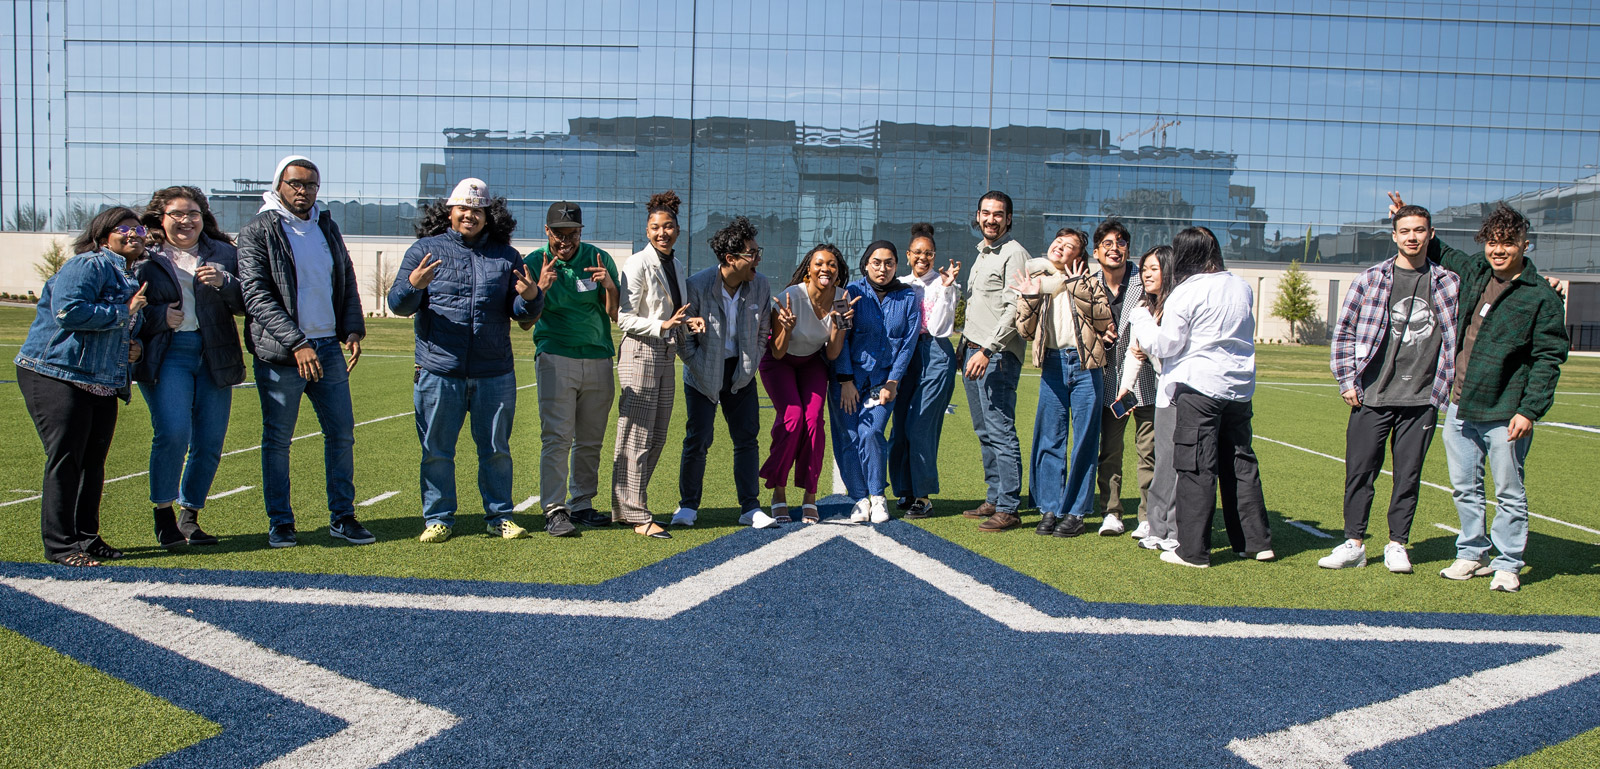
[{"x1": 537, "y1": 352, "x2": 616, "y2": 514}]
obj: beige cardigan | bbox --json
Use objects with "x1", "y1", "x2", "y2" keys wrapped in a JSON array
[{"x1": 1015, "y1": 258, "x2": 1113, "y2": 369}]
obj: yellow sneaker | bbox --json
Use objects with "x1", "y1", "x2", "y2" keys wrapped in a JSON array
[
  {"x1": 419, "y1": 523, "x2": 451, "y2": 543},
  {"x1": 488, "y1": 519, "x2": 529, "y2": 539}
]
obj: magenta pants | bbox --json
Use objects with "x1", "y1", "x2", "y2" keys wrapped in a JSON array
[{"x1": 758, "y1": 350, "x2": 829, "y2": 493}]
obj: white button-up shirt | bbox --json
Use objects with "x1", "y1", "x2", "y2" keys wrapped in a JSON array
[{"x1": 1131, "y1": 270, "x2": 1256, "y2": 406}]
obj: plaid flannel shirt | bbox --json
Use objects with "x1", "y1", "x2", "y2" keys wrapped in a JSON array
[{"x1": 1329, "y1": 255, "x2": 1460, "y2": 408}]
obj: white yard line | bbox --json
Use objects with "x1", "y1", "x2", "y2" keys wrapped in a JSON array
[
  {"x1": 1282, "y1": 519, "x2": 1334, "y2": 539},
  {"x1": 358, "y1": 491, "x2": 400, "y2": 507},
  {"x1": 1255, "y1": 435, "x2": 1600, "y2": 539},
  {"x1": 1539, "y1": 421, "x2": 1600, "y2": 435},
  {"x1": 208, "y1": 485, "x2": 254, "y2": 500},
  {"x1": 513, "y1": 496, "x2": 540, "y2": 512},
  {"x1": 1434, "y1": 523, "x2": 1461, "y2": 535},
  {"x1": 0, "y1": 494, "x2": 41, "y2": 508}
]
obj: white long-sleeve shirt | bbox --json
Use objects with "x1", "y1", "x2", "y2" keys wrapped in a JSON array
[
  {"x1": 904, "y1": 270, "x2": 958, "y2": 338},
  {"x1": 1130, "y1": 271, "x2": 1256, "y2": 406}
]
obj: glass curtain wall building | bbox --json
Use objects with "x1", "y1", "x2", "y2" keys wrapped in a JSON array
[{"x1": 4, "y1": 0, "x2": 1598, "y2": 278}]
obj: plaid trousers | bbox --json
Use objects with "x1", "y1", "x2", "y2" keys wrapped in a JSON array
[{"x1": 610, "y1": 334, "x2": 677, "y2": 522}]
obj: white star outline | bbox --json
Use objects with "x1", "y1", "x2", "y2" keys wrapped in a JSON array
[{"x1": 6, "y1": 522, "x2": 1599, "y2": 769}]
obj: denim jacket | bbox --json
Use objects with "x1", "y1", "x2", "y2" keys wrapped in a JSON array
[
  {"x1": 15, "y1": 248, "x2": 142, "y2": 388},
  {"x1": 832, "y1": 278, "x2": 921, "y2": 391}
]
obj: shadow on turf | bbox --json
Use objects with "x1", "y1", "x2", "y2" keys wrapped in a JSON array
[{"x1": 1410, "y1": 530, "x2": 1600, "y2": 586}]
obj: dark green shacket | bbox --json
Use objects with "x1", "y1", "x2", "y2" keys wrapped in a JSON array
[{"x1": 1430, "y1": 238, "x2": 1569, "y2": 423}]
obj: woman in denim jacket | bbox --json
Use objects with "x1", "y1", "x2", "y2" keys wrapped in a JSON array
[{"x1": 14, "y1": 207, "x2": 148, "y2": 566}]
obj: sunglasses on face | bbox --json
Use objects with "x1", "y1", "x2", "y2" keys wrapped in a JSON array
[{"x1": 113, "y1": 225, "x2": 149, "y2": 238}]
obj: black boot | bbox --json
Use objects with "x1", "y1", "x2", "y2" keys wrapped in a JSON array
[
  {"x1": 154, "y1": 506, "x2": 187, "y2": 550},
  {"x1": 178, "y1": 507, "x2": 219, "y2": 546}
]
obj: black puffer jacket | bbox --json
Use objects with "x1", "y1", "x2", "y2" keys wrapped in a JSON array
[
  {"x1": 132, "y1": 236, "x2": 247, "y2": 386},
  {"x1": 236, "y1": 208, "x2": 365, "y2": 365},
  {"x1": 387, "y1": 229, "x2": 542, "y2": 378}
]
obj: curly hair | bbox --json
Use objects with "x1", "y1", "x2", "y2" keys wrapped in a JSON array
[
  {"x1": 413, "y1": 197, "x2": 518, "y2": 245},
  {"x1": 72, "y1": 206, "x2": 143, "y2": 254},
  {"x1": 140, "y1": 186, "x2": 233, "y2": 246},
  {"x1": 789, "y1": 243, "x2": 848, "y2": 287},
  {"x1": 709, "y1": 215, "x2": 758, "y2": 264},
  {"x1": 1093, "y1": 218, "x2": 1129, "y2": 249},
  {"x1": 909, "y1": 222, "x2": 936, "y2": 250},
  {"x1": 1475, "y1": 202, "x2": 1529, "y2": 245},
  {"x1": 647, "y1": 189, "x2": 681, "y2": 221}
]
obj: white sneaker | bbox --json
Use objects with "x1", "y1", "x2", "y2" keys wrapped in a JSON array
[
  {"x1": 1317, "y1": 541, "x2": 1367, "y2": 570},
  {"x1": 1158, "y1": 538, "x2": 1179, "y2": 552},
  {"x1": 1383, "y1": 542, "x2": 1413, "y2": 574},
  {"x1": 1098, "y1": 514, "x2": 1125, "y2": 536},
  {"x1": 869, "y1": 496, "x2": 890, "y2": 524},
  {"x1": 1160, "y1": 549, "x2": 1208, "y2": 568},
  {"x1": 1138, "y1": 535, "x2": 1163, "y2": 550},
  {"x1": 745, "y1": 509, "x2": 778, "y2": 529},
  {"x1": 1490, "y1": 570, "x2": 1520, "y2": 593},
  {"x1": 1439, "y1": 558, "x2": 1489, "y2": 580},
  {"x1": 849, "y1": 498, "x2": 871, "y2": 523},
  {"x1": 1129, "y1": 521, "x2": 1150, "y2": 539},
  {"x1": 670, "y1": 507, "x2": 697, "y2": 527}
]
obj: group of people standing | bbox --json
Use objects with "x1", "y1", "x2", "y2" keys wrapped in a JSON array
[{"x1": 14, "y1": 164, "x2": 1569, "y2": 590}]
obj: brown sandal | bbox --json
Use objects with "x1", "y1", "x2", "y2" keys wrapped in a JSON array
[
  {"x1": 55, "y1": 552, "x2": 101, "y2": 568},
  {"x1": 634, "y1": 521, "x2": 672, "y2": 539}
]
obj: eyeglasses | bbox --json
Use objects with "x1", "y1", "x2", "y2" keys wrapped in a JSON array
[
  {"x1": 164, "y1": 210, "x2": 203, "y2": 221},
  {"x1": 283, "y1": 179, "x2": 320, "y2": 192},
  {"x1": 1099, "y1": 238, "x2": 1129, "y2": 249},
  {"x1": 907, "y1": 248, "x2": 936, "y2": 258},
  {"x1": 731, "y1": 248, "x2": 763, "y2": 261},
  {"x1": 112, "y1": 225, "x2": 148, "y2": 238}
]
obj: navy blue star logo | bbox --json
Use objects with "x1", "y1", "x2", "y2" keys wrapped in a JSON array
[{"x1": 4, "y1": 521, "x2": 1599, "y2": 768}]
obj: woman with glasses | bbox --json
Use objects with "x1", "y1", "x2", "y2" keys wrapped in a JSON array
[
  {"x1": 759, "y1": 244, "x2": 848, "y2": 524},
  {"x1": 14, "y1": 207, "x2": 148, "y2": 566},
  {"x1": 887, "y1": 223, "x2": 960, "y2": 519},
  {"x1": 831, "y1": 241, "x2": 920, "y2": 524},
  {"x1": 130, "y1": 186, "x2": 246, "y2": 549}
]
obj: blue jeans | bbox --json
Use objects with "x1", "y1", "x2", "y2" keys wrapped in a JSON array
[
  {"x1": 255, "y1": 338, "x2": 356, "y2": 527},
  {"x1": 416, "y1": 370, "x2": 516, "y2": 528},
  {"x1": 829, "y1": 380, "x2": 893, "y2": 499},
  {"x1": 889, "y1": 335, "x2": 957, "y2": 499},
  {"x1": 961, "y1": 346, "x2": 1022, "y2": 513},
  {"x1": 137, "y1": 331, "x2": 233, "y2": 509},
  {"x1": 1442, "y1": 403, "x2": 1532, "y2": 573},
  {"x1": 1029, "y1": 348, "x2": 1102, "y2": 518}
]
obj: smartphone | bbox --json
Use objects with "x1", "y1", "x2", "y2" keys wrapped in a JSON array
[
  {"x1": 832, "y1": 297, "x2": 853, "y2": 330},
  {"x1": 1110, "y1": 392, "x2": 1137, "y2": 419}
]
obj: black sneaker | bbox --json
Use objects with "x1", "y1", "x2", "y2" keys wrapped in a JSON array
[
  {"x1": 545, "y1": 507, "x2": 578, "y2": 537},
  {"x1": 154, "y1": 506, "x2": 187, "y2": 550},
  {"x1": 1052, "y1": 514, "x2": 1087, "y2": 538},
  {"x1": 329, "y1": 516, "x2": 376, "y2": 545},
  {"x1": 571, "y1": 508, "x2": 612, "y2": 528},
  {"x1": 895, "y1": 496, "x2": 913, "y2": 511},
  {"x1": 268, "y1": 523, "x2": 298, "y2": 548},
  {"x1": 1035, "y1": 513, "x2": 1060, "y2": 536},
  {"x1": 903, "y1": 499, "x2": 934, "y2": 520}
]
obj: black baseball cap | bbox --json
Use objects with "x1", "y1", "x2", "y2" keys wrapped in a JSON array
[{"x1": 546, "y1": 201, "x2": 582, "y2": 229}]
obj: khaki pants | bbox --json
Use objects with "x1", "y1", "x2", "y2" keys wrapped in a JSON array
[
  {"x1": 1096, "y1": 403, "x2": 1155, "y2": 520},
  {"x1": 610, "y1": 336, "x2": 676, "y2": 523},
  {"x1": 537, "y1": 352, "x2": 616, "y2": 514}
]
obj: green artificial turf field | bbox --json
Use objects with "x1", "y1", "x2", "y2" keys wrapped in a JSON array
[{"x1": 3, "y1": 307, "x2": 1599, "y2": 768}]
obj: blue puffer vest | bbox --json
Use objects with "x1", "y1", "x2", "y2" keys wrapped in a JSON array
[
  {"x1": 387, "y1": 229, "x2": 542, "y2": 378},
  {"x1": 15, "y1": 248, "x2": 141, "y2": 389}
]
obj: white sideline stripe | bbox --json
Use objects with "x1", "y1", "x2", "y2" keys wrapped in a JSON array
[
  {"x1": 1434, "y1": 523, "x2": 1462, "y2": 535},
  {"x1": 0, "y1": 577, "x2": 458, "y2": 769},
  {"x1": 1255, "y1": 436, "x2": 1600, "y2": 539},
  {"x1": 1258, "y1": 381, "x2": 1340, "y2": 387},
  {"x1": 513, "y1": 495, "x2": 540, "y2": 512},
  {"x1": 1283, "y1": 519, "x2": 1334, "y2": 539},
  {"x1": 0, "y1": 494, "x2": 42, "y2": 508},
  {"x1": 1539, "y1": 421, "x2": 1600, "y2": 435},
  {"x1": 5, "y1": 526, "x2": 1600, "y2": 769},
  {"x1": 831, "y1": 458, "x2": 846, "y2": 495},
  {"x1": 358, "y1": 491, "x2": 399, "y2": 507},
  {"x1": 208, "y1": 485, "x2": 254, "y2": 500}
]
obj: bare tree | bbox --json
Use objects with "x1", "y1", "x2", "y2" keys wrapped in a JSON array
[{"x1": 370, "y1": 251, "x2": 394, "y2": 317}]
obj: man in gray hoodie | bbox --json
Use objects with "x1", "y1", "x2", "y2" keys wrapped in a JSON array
[{"x1": 237, "y1": 155, "x2": 371, "y2": 549}]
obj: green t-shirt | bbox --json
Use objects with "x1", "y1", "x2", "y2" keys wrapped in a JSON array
[{"x1": 523, "y1": 242, "x2": 620, "y2": 359}]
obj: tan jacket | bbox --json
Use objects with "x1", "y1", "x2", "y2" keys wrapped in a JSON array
[{"x1": 1016, "y1": 258, "x2": 1113, "y2": 369}]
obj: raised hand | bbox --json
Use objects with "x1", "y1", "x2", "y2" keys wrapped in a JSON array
[
  {"x1": 938, "y1": 259, "x2": 960, "y2": 287},
  {"x1": 165, "y1": 305, "x2": 184, "y2": 329},
  {"x1": 1387, "y1": 191, "x2": 1405, "y2": 218},
  {"x1": 409, "y1": 252, "x2": 440, "y2": 289},
  {"x1": 195, "y1": 263, "x2": 223, "y2": 288},
  {"x1": 686, "y1": 316, "x2": 706, "y2": 333},
  {"x1": 830, "y1": 294, "x2": 861, "y2": 326},
  {"x1": 1009, "y1": 268, "x2": 1041, "y2": 296},
  {"x1": 128, "y1": 282, "x2": 148, "y2": 313},
  {"x1": 1065, "y1": 257, "x2": 1088, "y2": 278},
  {"x1": 584, "y1": 255, "x2": 614, "y2": 290},
  {"x1": 537, "y1": 254, "x2": 557, "y2": 291},
  {"x1": 662, "y1": 304, "x2": 691, "y2": 332},
  {"x1": 775, "y1": 294, "x2": 797, "y2": 331},
  {"x1": 513, "y1": 264, "x2": 541, "y2": 300}
]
